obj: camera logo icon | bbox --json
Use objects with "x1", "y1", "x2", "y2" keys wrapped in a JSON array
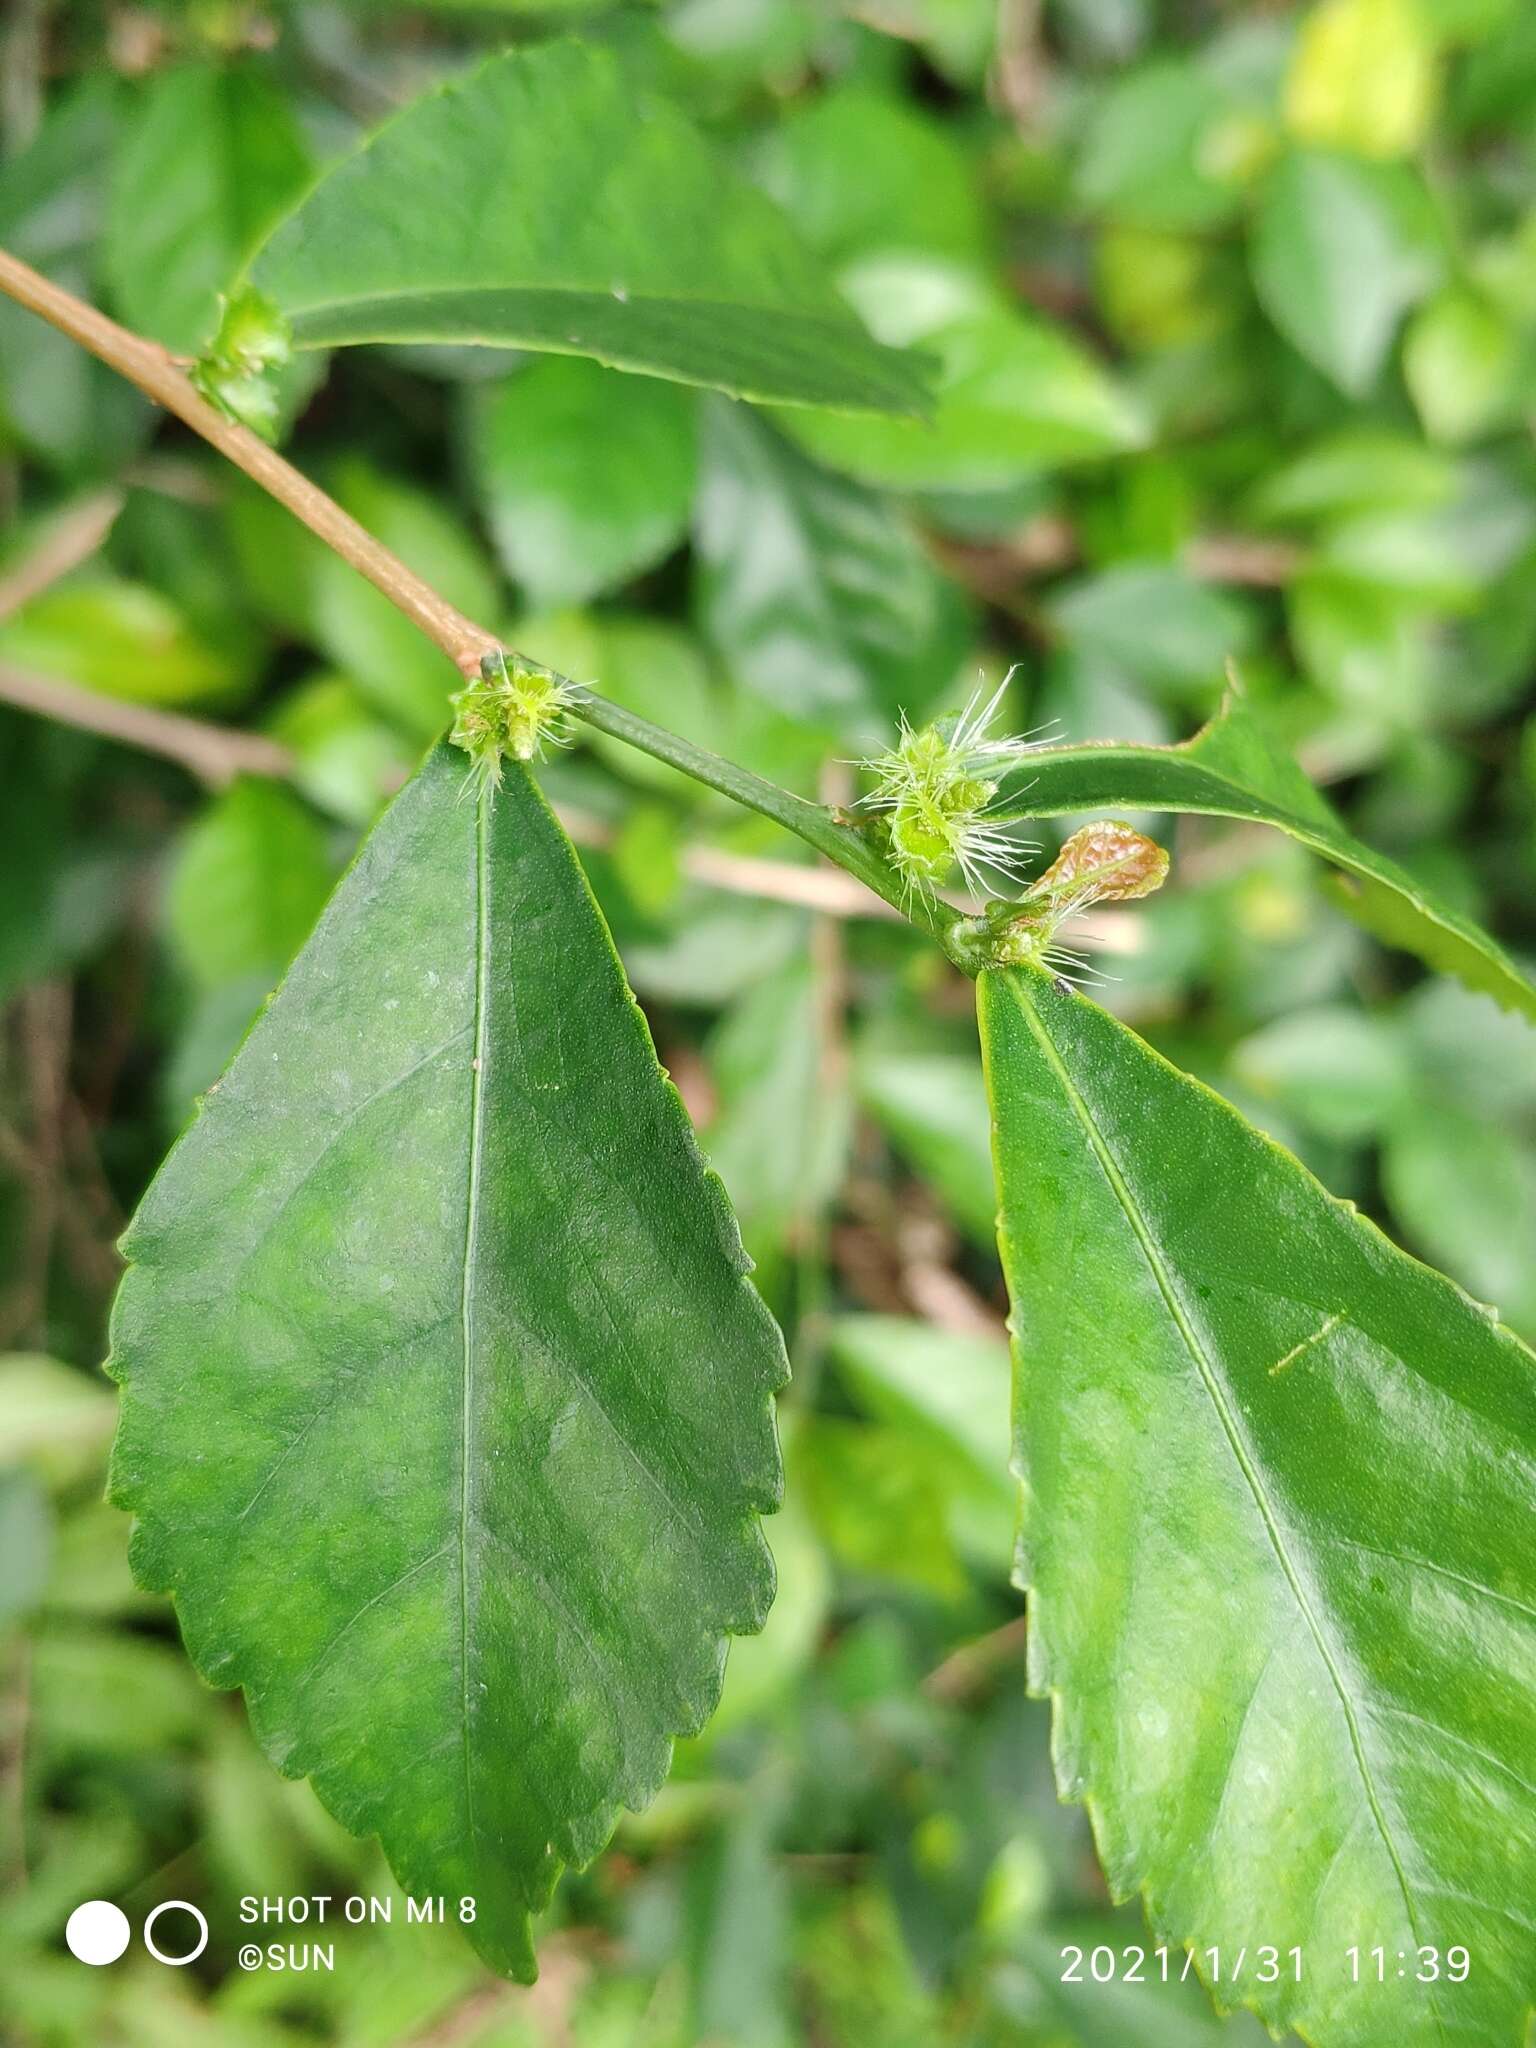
[{"x1": 65, "y1": 1899, "x2": 209, "y2": 1967}]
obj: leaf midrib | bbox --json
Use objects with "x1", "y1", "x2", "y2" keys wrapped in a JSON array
[
  {"x1": 458, "y1": 782, "x2": 493, "y2": 1853},
  {"x1": 280, "y1": 280, "x2": 867, "y2": 329},
  {"x1": 1000, "y1": 971, "x2": 1443, "y2": 2036}
]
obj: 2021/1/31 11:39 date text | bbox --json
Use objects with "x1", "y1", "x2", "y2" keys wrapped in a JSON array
[{"x1": 1060, "y1": 1944, "x2": 1474, "y2": 1989}]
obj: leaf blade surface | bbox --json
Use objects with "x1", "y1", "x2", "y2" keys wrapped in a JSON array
[
  {"x1": 248, "y1": 42, "x2": 928, "y2": 416},
  {"x1": 994, "y1": 690, "x2": 1536, "y2": 1019},
  {"x1": 108, "y1": 745, "x2": 786, "y2": 1978},
  {"x1": 979, "y1": 964, "x2": 1536, "y2": 2046}
]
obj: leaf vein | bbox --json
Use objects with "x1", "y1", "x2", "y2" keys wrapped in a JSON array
[
  {"x1": 1003, "y1": 972, "x2": 1442, "y2": 2036},
  {"x1": 229, "y1": 1023, "x2": 474, "y2": 1287},
  {"x1": 292, "y1": 1543, "x2": 452, "y2": 1704},
  {"x1": 1333, "y1": 1537, "x2": 1536, "y2": 1626},
  {"x1": 457, "y1": 785, "x2": 492, "y2": 1853}
]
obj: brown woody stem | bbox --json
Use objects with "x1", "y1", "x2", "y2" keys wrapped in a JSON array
[{"x1": 0, "y1": 245, "x2": 497, "y2": 677}]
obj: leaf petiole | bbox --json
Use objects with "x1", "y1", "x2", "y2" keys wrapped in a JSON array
[{"x1": 554, "y1": 683, "x2": 980, "y2": 970}]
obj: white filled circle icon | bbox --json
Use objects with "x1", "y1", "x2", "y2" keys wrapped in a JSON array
[{"x1": 65, "y1": 1900, "x2": 130, "y2": 1966}]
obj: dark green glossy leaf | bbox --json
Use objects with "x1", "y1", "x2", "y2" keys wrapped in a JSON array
[
  {"x1": 993, "y1": 689, "x2": 1536, "y2": 1020},
  {"x1": 979, "y1": 962, "x2": 1536, "y2": 2046},
  {"x1": 248, "y1": 43, "x2": 928, "y2": 416},
  {"x1": 693, "y1": 399, "x2": 970, "y2": 739},
  {"x1": 467, "y1": 359, "x2": 697, "y2": 609},
  {"x1": 108, "y1": 744, "x2": 787, "y2": 1979}
]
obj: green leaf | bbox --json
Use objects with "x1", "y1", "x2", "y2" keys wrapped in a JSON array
[
  {"x1": 685, "y1": 1783, "x2": 792, "y2": 2048},
  {"x1": 0, "y1": 1353, "x2": 116, "y2": 1479},
  {"x1": 311, "y1": 462, "x2": 500, "y2": 740},
  {"x1": 1005, "y1": 1925, "x2": 1245, "y2": 2047},
  {"x1": 164, "y1": 780, "x2": 334, "y2": 991},
  {"x1": 826, "y1": 1315, "x2": 1009, "y2": 1488},
  {"x1": 693, "y1": 398, "x2": 970, "y2": 738},
  {"x1": 0, "y1": 575, "x2": 249, "y2": 704},
  {"x1": 752, "y1": 86, "x2": 988, "y2": 266},
  {"x1": 267, "y1": 675, "x2": 412, "y2": 827},
  {"x1": 247, "y1": 42, "x2": 928, "y2": 416},
  {"x1": 706, "y1": 1489, "x2": 830, "y2": 1739},
  {"x1": 1075, "y1": 59, "x2": 1241, "y2": 231},
  {"x1": 0, "y1": 1468, "x2": 53, "y2": 1629},
  {"x1": 777, "y1": 258, "x2": 1147, "y2": 492},
  {"x1": 826, "y1": 1315, "x2": 1015, "y2": 1568},
  {"x1": 856, "y1": 1047, "x2": 996, "y2": 1248},
  {"x1": 1233, "y1": 1004, "x2": 1416, "y2": 1143},
  {"x1": 1288, "y1": 569, "x2": 1434, "y2": 727},
  {"x1": 1047, "y1": 563, "x2": 1253, "y2": 700},
  {"x1": 1383, "y1": 1102, "x2": 1536, "y2": 1337},
  {"x1": 107, "y1": 744, "x2": 787, "y2": 1980},
  {"x1": 704, "y1": 961, "x2": 851, "y2": 1253},
  {"x1": 1250, "y1": 428, "x2": 1457, "y2": 524},
  {"x1": 1403, "y1": 288, "x2": 1520, "y2": 444},
  {"x1": 32, "y1": 1630, "x2": 208, "y2": 1764},
  {"x1": 0, "y1": 77, "x2": 150, "y2": 476},
  {"x1": 797, "y1": 1418, "x2": 967, "y2": 1598},
  {"x1": 0, "y1": 713, "x2": 131, "y2": 1005},
  {"x1": 978, "y1": 963, "x2": 1536, "y2": 2046},
  {"x1": 468, "y1": 359, "x2": 697, "y2": 609},
  {"x1": 1250, "y1": 150, "x2": 1441, "y2": 394},
  {"x1": 993, "y1": 688, "x2": 1536, "y2": 1020},
  {"x1": 105, "y1": 63, "x2": 313, "y2": 354}
]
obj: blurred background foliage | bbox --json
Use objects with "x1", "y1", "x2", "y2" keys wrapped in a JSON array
[{"x1": 2, "y1": 0, "x2": 1536, "y2": 2042}]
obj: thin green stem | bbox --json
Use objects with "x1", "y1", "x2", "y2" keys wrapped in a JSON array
[{"x1": 562, "y1": 687, "x2": 977, "y2": 969}]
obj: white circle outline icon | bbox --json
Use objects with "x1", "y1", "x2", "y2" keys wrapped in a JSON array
[
  {"x1": 143, "y1": 1900, "x2": 209, "y2": 1966},
  {"x1": 65, "y1": 1900, "x2": 130, "y2": 1965}
]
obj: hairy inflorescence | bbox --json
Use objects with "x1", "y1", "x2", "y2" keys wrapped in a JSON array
[
  {"x1": 449, "y1": 651, "x2": 580, "y2": 793},
  {"x1": 858, "y1": 674, "x2": 1051, "y2": 900}
]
